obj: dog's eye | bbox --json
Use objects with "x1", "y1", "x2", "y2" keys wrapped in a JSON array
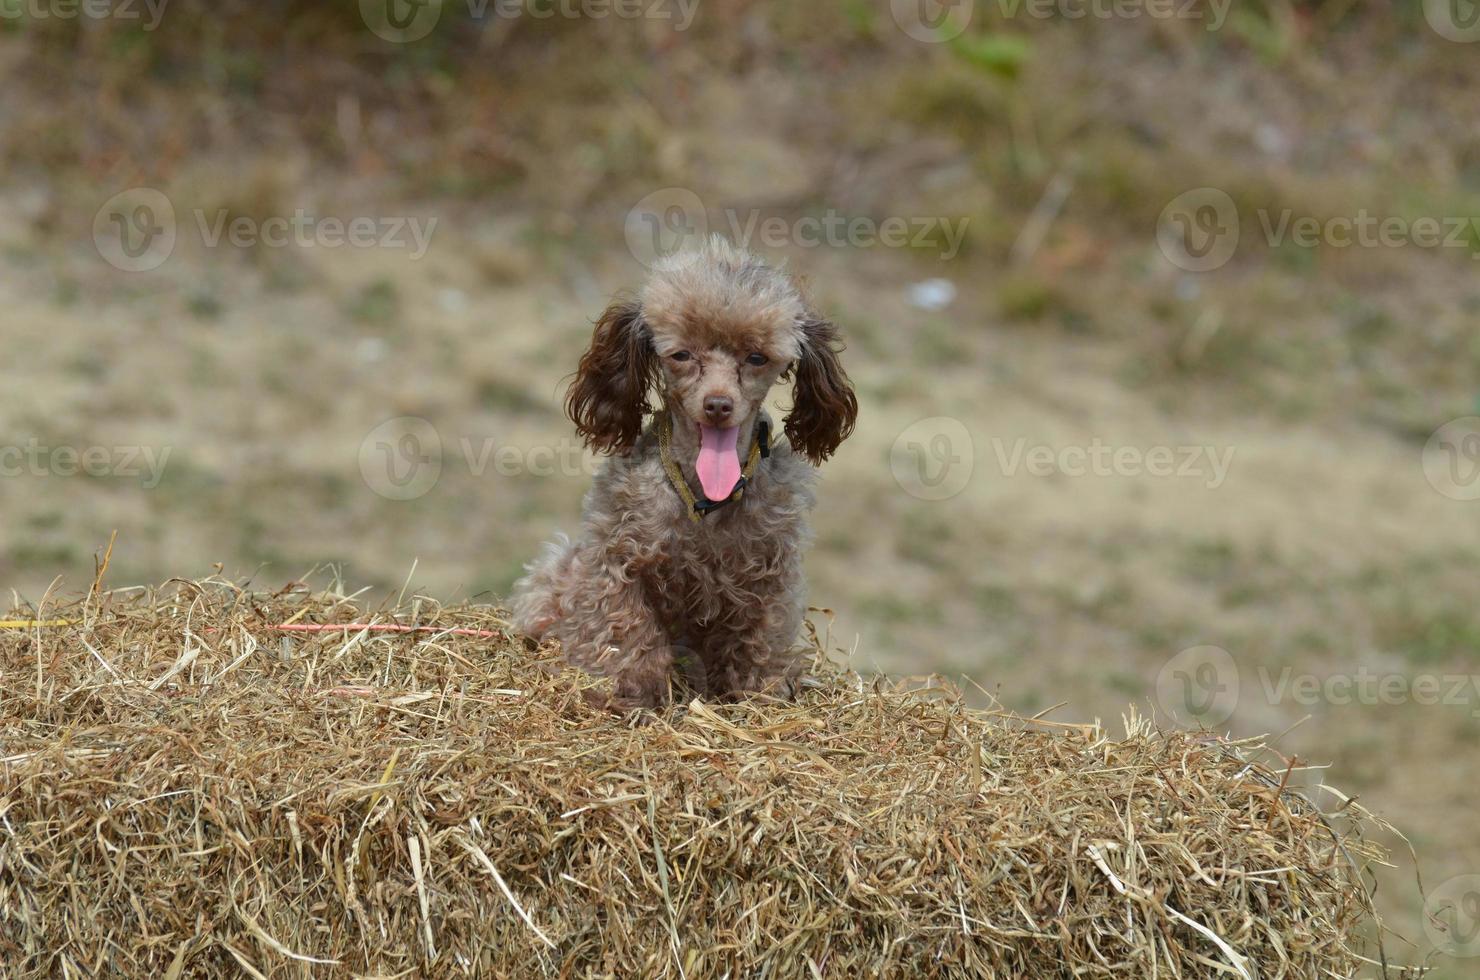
[
  {"x1": 745, "y1": 352, "x2": 769, "y2": 366},
  {"x1": 670, "y1": 351, "x2": 692, "y2": 362}
]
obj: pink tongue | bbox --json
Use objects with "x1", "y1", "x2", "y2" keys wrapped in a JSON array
[{"x1": 696, "y1": 425, "x2": 742, "y2": 501}]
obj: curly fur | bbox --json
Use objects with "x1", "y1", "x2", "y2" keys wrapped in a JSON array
[{"x1": 511, "y1": 238, "x2": 858, "y2": 709}]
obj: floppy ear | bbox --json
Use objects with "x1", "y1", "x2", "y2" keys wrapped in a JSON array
[
  {"x1": 566, "y1": 300, "x2": 657, "y2": 455},
  {"x1": 784, "y1": 316, "x2": 858, "y2": 464}
]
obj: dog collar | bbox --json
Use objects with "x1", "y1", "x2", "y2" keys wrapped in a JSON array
[{"x1": 657, "y1": 413, "x2": 770, "y2": 523}]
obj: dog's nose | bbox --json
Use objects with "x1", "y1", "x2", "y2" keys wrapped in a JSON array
[{"x1": 703, "y1": 396, "x2": 734, "y2": 424}]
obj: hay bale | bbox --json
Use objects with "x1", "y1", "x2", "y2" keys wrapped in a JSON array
[{"x1": 0, "y1": 579, "x2": 1389, "y2": 978}]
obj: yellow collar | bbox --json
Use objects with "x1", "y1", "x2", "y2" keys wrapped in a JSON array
[{"x1": 657, "y1": 413, "x2": 770, "y2": 523}]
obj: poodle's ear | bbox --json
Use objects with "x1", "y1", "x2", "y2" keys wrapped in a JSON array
[
  {"x1": 784, "y1": 316, "x2": 858, "y2": 465},
  {"x1": 566, "y1": 300, "x2": 657, "y2": 455}
]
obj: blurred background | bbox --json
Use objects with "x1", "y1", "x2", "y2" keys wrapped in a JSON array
[{"x1": 3, "y1": 0, "x2": 1479, "y2": 971}]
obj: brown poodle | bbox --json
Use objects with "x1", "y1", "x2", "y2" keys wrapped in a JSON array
[{"x1": 511, "y1": 237, "x2": 858, "y2": 709}]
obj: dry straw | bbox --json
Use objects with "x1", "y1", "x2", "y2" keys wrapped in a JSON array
[{"x1": 0, "y1": 577, "x2": 1406, "y2": 977}]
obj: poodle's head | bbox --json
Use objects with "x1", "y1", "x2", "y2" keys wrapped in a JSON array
[{"x1": 566, "y1": 237, "x2": 857, "y2": 495}]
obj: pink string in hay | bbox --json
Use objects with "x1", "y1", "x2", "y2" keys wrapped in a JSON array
[
  {"x1": 263, "y1": 623, "x2": 501, "y2": 639},
  {"x1": 1, "y1": 621, "x2": 502, "y2": 639}
]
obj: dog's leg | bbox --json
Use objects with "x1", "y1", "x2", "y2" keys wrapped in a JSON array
[
  {"x1": 539, "y1": 548, "x2": 673, "y2": 710},
  {"x1": 589, "y1": 601, "x2": 673, "y2": 711},
  {"x1": 509, "y1": 534, "x2": 575, "y2": 641},
  {"x1": 700, "y1": 582, "x2": 806, "y2": 701}
]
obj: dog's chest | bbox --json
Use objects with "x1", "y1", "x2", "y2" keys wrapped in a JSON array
[
  {"x1": 646, "y1": 508, "x2": 783, "y2": 627},
  {"x1": 649, "y1": 489, "x2": 796, "y2": 605},
  {"x1": 669, "y1": 502, "x2": 763, "y2": 564}
]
